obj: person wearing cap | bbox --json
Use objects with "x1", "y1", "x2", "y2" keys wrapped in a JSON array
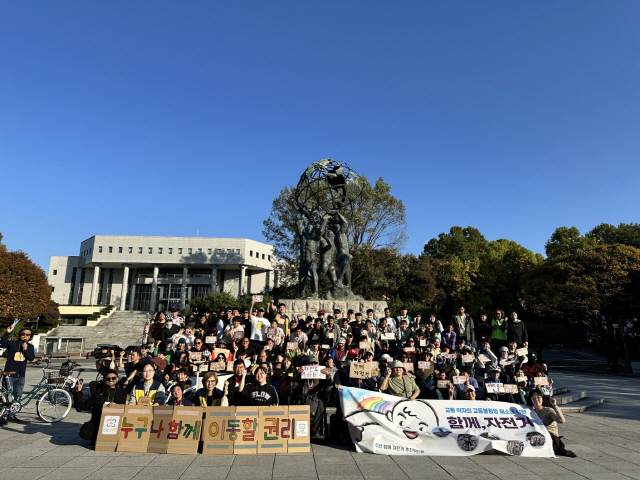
[
  {"x1": 316, "y1": 310, "x2": 326, "y2": 324},
  {"x1": 377, "y1": 353, "x2": 392, "y2": 379},
  {"x1": 455, "y1": 367, "x2": 479, "y2": 397},
  {"x1": 380, "y1": 361, "x2": 420, "y2": 399},
  {"x1": 331, "y1": 337, "x2": 349, "y2": 363}
]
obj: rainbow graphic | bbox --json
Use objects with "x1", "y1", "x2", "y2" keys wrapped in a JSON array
[{"x1": 357, "y1": 397, "x2": 395, "y2": 414}]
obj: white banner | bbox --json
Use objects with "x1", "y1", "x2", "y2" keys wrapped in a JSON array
[{"x1": 339, "y1": 386, "x2": 554, "y2": 457}]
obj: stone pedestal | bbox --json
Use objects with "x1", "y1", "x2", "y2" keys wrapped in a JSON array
[{"x1": 278, "y1": 299, "x2": 388, "y2": 319}]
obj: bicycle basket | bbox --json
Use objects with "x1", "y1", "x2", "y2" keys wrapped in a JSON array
[
  {"x1": 59, "y1": 362, "x2": 73, "y2": 376},
  {"x1": 46, "y1": 371, "x2": 66, "y2": 385}
]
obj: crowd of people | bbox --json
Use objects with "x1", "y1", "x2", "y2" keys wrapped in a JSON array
[{"x1": 69, "y1": 301, "x2": 573, "y2": 456}]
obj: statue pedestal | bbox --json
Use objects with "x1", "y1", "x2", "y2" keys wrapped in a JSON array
[{"x1": 277, "y1": 299, "x2": 388, "y2": 319}]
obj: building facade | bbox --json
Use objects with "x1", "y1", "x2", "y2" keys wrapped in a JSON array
[{"x1": 48, "y1": 235, "x2": 276, "y2": 312}]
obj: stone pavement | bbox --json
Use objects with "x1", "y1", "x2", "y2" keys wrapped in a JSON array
[{"x1": 1, "y1": 361, "x2": 640, "y2": 480}]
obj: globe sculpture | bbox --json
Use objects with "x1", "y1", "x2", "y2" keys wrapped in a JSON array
[{"x1": 294, "y1": 159, "x2": 363, "y2": 300}]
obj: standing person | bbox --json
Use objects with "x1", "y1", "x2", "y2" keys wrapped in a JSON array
[
  {"x1": 397, "y1": 306, "x2": 412, "y2": 328},
  {"x1": 1, "y1": 323, "x2": 35, "y2": 423},
  {"x1": 475, "y1": 313, "x2": 493, "y2": 345},
  {"x1": 323, "y1": 315, "x2": 340, "y2": 348},
  {"x1": 450, "y1": 306, "x2": 475, "y2": 347},
  {"x1": 491, "y1": 309, "x2": 508, "y2": 351},
  {"x1": 506, "y1": 311, "x2": 529, "y2": 348}
]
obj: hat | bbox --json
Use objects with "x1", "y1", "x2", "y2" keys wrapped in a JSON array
[
  {"x1": 380, "y1": 354, "x2": 392, "y2": 361},
  {"x1": 392, "y1": 360, "x2": 405, "y2": 369},
  {"x1": 347, "y1": 332, "x2": 353, "y2": 336},
  {"x1": 465, "y1": 385, "x2": 476, "y2": 392},
  {"x1": 380, "y1": 340, "x2": 389, "y2": 345},
  {"x1": 365, "y1": 351, "x2": 374, "y2": 356},
  {"x1": 490, "y1": 366, "x2": 501, "y2": 372},
  {"x1": 347, "y1": 348, "x2": 359, "y2": 358},
  {"x1": 499, "y1": 346, "x2": 509, "y2": 352},
  {"x1": 178, "y1": 338, "x2": 186, "y2": 344},
  {"x1": 258, "y1": 307, "x2": 265, "y2": 312},
  {"x1": 308, "y1": 354, "x2": 319, "y2": 364},
  {"x1": 318, "y1": 310, "x2": 325, "y2": 314}
]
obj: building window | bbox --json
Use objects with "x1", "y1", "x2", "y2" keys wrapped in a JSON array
[
  {"x1": 168, "y1": 248, "x2": 173, "y2": 254},
  {"x1": 158, "y1": 248, "x2": 163, "y2": 254},
  {"x1": 52, "y1": 286, "x2": 55, "y2": 292},
  {"x1": 237, "y1": 249, "x2": 240, "y2": 254},
  {"x1": 119, "y1": 247, "x2": 123, "y2": 253},
  {"x1": 198, "y1": 248, "x2": 202, "y2": 254},
  {"x1": 129, "y1": 247, "x2": 133, "y2": 253},
  {"x1": 109, "y1": 247, "x2": 113, "y2": 253},
  {"x1": 208, "y1": 248, "x2": 212, "y2": 254},
  {"x1": 256, "y1": 252, "x2": 259, "y2": 258},
  {"x1": 262, "y1": 254, "x2": 265, "y2": 259},
  {"x1": 139, "y1": 247, "x2": 143, "y2": 254},
  {"x1": 216, "y1": 249, "x2": 222, "y2": 254},
  {"x1": 99, "y1": 246, "x2": 103, "y2": 253},
  {"x1": 227, "y1": 249, "x2": 232, "y2": 253},
  {"x1": 149, "y1": 247, "x2": 153, "y2": 254},
  {"x1": 268, "y1": 255, "x2": 271, "y2": 261},
  {"x1": 188, "y1": 248, "x2": 193, "y2": 254},
  {"x1": 53, "y1": 270, "x2": 57, "y2": 275},
  {"x1": 250, "y1": 251, "x2": 253, "y2": 257},
  {"x1": 178, "y1": 248, "x2": 183, "y2": 254},
  {"x1": 90, "y1": 248, "x2": 92, "y2": 254}
]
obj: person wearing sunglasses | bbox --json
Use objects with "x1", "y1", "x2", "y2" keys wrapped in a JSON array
[
  {"x1": 1, "y1": 323, "x2": 35, "y2": 423},
  {"x1": 74, "y1": 369, "x2": 127, "y2": 448}
]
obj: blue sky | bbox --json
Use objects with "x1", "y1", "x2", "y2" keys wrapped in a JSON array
[{"x1": 1, "y1": 1, "x2": 639, "y2": 270}]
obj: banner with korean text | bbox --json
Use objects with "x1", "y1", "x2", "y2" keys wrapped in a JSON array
[{"x1": 339, "y1": 386, "x2": 554, "y2": 457}]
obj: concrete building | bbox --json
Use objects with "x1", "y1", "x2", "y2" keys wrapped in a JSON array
[{"x1": 48, "y1": 235, "x2": 276, "y2": 314}]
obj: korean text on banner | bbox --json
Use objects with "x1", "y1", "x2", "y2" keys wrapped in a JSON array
[
  {"x1": 339, "y1": 386, "x2": 554, "y2": 457},
  {"x1": 95, "y1": 405, "x2": 125, "y2": 452},
  {"x1": 202, "y1": 406, "x2": 235, "y2": 454},
  {"x1": 117, "y1": 405, "x2": 153, "y2": 453}
]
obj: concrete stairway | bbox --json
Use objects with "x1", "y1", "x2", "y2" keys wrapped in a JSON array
[
  {"x1": 555, "y1": 386, "x2": 606, "y2": 413},
  {"x1": 44, "y1": 311, "x2": 149, "y2": 352}
]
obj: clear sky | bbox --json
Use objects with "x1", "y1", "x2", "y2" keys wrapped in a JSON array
[{"x1": 1, "y1": 1, "x2": 638, "y2": 270}]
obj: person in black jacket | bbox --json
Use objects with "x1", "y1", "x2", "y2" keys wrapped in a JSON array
[
  {"x1": 73, "y1": 369, "x2": 127, "y2": 447},
  {"x1": 506, "y1": 311, "x2": 529, "y2": 348},
  {"x1": 1, "y1": 323, "x2": 35, "y2": 423}
]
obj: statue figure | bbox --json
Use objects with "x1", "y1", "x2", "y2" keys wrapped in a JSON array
[
  {"x1": 333, "y1": 212, "x2": 352, "y2": 291},
  {"x1": 317, "y1": 217, "x2": 338, "y2": 286},
  {"x1": 296, "y1": 211, "x2": 329, "y2": 298}
]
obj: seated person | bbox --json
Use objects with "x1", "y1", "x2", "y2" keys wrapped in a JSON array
[
  {"x1": 238, "y1": 366, "x2": 279, "y2": 406},
  {"x1": 74, "y1": 370, "x2": 126, "y2": 447},
  {"x1": 167, "y1": 383, "x2": 193, "y2": 406},
  {"x1": 485, "y1": 366, "x2": 514, "y2": 403},
  {"x1": 195, "y1": 372, "x2": 228, "y2": 407},
  {"x1": 530, "y1": 388, "x2": 575, "y2": 457},
  {"x1": 380, "y1": 361, "x2": 420, "y2": 399},
  {"x1": 455, "y1": 367, "x2": 479, "y2": 398},
  {"x1": 129, "y1": 363, "x2": 166, "y2": 405}
]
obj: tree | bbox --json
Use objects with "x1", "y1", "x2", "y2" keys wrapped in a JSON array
[
  {"x1": 262, "y1": 175, "x2": 407, "y2": 287},
  {"x1": 38, "y1": 299, "x2": 61, "y2": 326},
  {"x1": 0, "y1": 249, "x2": 52, "y2": 328},
  {"x1": 522, "y1": 244, "x2": 640, "y2": 372},
  {"x1": 544, "y1": 226, "x2": 595, "y2": 258},
  {"x1": 0, "y1": 232, "x2": 6, "y2": 253},
  {"x1": 587, "y1": 222, "x2": 640, "y2": 249}
]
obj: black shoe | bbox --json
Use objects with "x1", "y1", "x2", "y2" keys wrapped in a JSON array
[{"x1": 0, "y1": 418, "x2": 7, "y2": 426}]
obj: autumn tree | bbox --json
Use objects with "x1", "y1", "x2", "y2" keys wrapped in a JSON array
[
  {"x1": 0, "y1": 249, "x2": 53, "y2": 328},
  {"x1": 544, "y1": 226, "x2": 596, "y2": 258}
]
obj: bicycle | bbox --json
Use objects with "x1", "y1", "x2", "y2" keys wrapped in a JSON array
[{"x1": 0, "y1": 357, "x2": 79, "y2": 422}]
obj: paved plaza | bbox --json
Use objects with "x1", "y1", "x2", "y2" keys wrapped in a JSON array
[{"x1": 1, "y1": 361, "x2": 639, "y2": 480}]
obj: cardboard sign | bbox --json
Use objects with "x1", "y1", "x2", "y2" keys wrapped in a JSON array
[
  {"x1": 359, "y1": 341, "x2": 370, "y2": 350},
  {"x1": 503, "y1": 384, "x2": 518, "y2": 394},
  {"x1": 419, "y1": 339, "x2": 426, "y2": 347},
  {"x1": 258, "y1": 406, "x2": 289, "y2": 454},
  {"x1": 205, "y1": 336, "x2": 216, "y2": 344},
  {"x1": 213, "y1": 348, "x2": 230, "y2": 360},
  {"x1": 253, "y1": 295, "x2": 263, "y2": 302},
  {"x1": 95, "y1": 405, "x2": 125, "y2": 452},
  {"x1": 516, "y1": 347, "x2": 528, "y2": 356},
  {"x1": 208, "y1": 361, "x2": 226, "y2": 372},
  {"x1": 287, "y1": 404, "x2": 311, "y2": 453},
  {"x1": 403, "y1": 362, "x2": 414, "y2": 372},
  {"x1": 202, "y1": 406, "x2": 235, "y2": 454},
  {"x1": 534, "y1": 376, "x2": 549, "y2": 386},
  {"x1": 166, "y1": 407, "x2": 202, "y2": 455},
  {"x1": 453, "y1": 376, "x2": 466, "y2": 385},
  {"x1": 147, "y1": 406, "x2": 173, "y2": 453},
  {"x1": 404, "y1": 346, "x2": 416, "y2": 353},
  {"x1": 234, "y1": 407, "x2": 259, "y2": 454},
  {"x1": 117, "y1": 405, "x2": 153, "y2": 452},
  {"x1": 462, "y1": 354, "x2": 474, "y2": 363},
  {"x1": 485, "y1": 383, "x2": 504, "y2": 394},
  {"x1": 384, "y1": 332, "x2": 395, "y2": 340},
  {"x1": 234, "y1": 330, "x2": 243, "y2": 339},
  {"x1": 478, "y1": 354, "x2": 490, "y2": 363},
  {"x1": 138, "y1": 396, "x2": 151, "y2": 407},
  {"x1": 437, "y1": 380, "x2": 450, "y2": 389},
  {"x1": 500, "y1": 359, "x2": 514, "y2": 366},
  {"x1": 189, "y1": 352, "x2": 203, "y2": 362},
  {"x1": 370, "y1": 361, "x2": 379, "y2": 371},
  {"x1": 321, "y1": 344, "x2": 330, "y2": 350},
  {"x1": 516, "y1": 376, "x2": 527, "y2": 383},
  {"x1": 286, "y1": 342, "x2": 298, "y2": 351},
  {"x1": 326, "y1": 332, "x2": 334, "y2": 339},
  {"x1": 199, "y1": 363, "x2": 209, "y2": 372},
  {"x1": 301, "y1": 365, "x2": 326, "y2": 379},
  {"x1": 349, "y1": 362, "x2": 372, "y2": 379},
  {"x1": 444, "y1": 353, "x2": 457, "y2": 360},
  {"x1": 267, "y1": 328, "x2": 276, "y2": 339}
]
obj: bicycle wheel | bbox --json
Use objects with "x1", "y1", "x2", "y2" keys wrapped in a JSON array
[
  {"x1": 0, "y1": 389, "x2": 10, "y2": 417},
  {"x1": 36, "y1": 388, "x2": 72, "y2": 422}
]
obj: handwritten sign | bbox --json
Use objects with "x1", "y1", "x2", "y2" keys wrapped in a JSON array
[
  {"x1": 286, "y1": 342, "x2": 298, "y2": 351},
  {"x1": 478, "y1": 354, "x2": 490, "y2": 363},
  {"x1": 384, "y1": 332, "x2": 395, "y2": 340},
  {"x1": 321, "y1": 344, "x2": 330, "y2": 350},
  {"x1": 419, "y1": 339, "x2": 426, "y2": 347},
  {"x1": 453, "y1": 376, "x2": 466, "y2": 385},
  {"x1": 117, "y1": 405, "x2": 152, "y2": 453},
  {"x1": 503, "y1": 384, "x2": 518, "y2": 394},
  {"x1": 147, "y1": 406, "x2": 173, "y2": 453},
  {"x1": 534, "y1": 376, "x2": 549, "y2": 386},
  {"x1": 516, "y1": 376, "x2": 527, "y2": 383},
  {"x1": 437, "y1": 380, "x2": 450, "y2": 389},
  {"x1": 485, "y1": 383, "x2": 504, "y2": 394},
  {"x1": 205, "y1": 336, "x2": 216, "y2": 344},
  {"x1": 213, "y1": 348, "x2": 230, "y2": 361},
  {"x1": 95, "y1": 405, "x2": 125, "y2": 452},
  {"x1": 189, "y1": 352, "x2": 203, "y2": 362},
  {"x1": 166, "y1": 407, "x2": 202, "y2": 455},
  {"x1": 209, "y1": 361, "x2": 226, "y2": 372},
  {"x1": 202, "y1": 406, "x2": 235, "y2": 455},
  {"x1": 253, "y1": 295, "x2": 263, "y2": 302},
  {"x1": 267, "y1": 328, "x2": 276, "y2": 339},
  {"x1": 349, "y1": 362, "x2": 372, "y2": 379},
  {"x1": 500, "y1": 359, "x2": 514, "y2": 366},
  {"x1": 404, "y1": 346, "x2": 415, "y2": 353},
  {"x1": 516, "y1": 347, "x2": 528, "y2": 356},
  {"x1": 403, "y1": 362, "x2": 414, "y2": 372},
  {"x1": 359, "y1": 341, "x2": 370, "y2": 350},
  {"x1": 462, "y1": 354, "x2": 474, "y2": 363},
  {"x1": 301, "y1": 365, "x2": 326, "y2": 379}
]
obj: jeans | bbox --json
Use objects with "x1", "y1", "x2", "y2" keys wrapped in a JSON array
[{"x1": 4, "y1": 376, "x2": 25, "y2": 401}]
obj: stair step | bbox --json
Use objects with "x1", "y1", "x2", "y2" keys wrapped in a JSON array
[
  {"x1": 554, "y1": 386, "x2": 569, "y2": 395},
  {"x1": 559, "y1": 397, "x2": 606, "y2": 413},
  {"x1": 554, "y1": 391, "x2": 586, "y2": 405}
]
